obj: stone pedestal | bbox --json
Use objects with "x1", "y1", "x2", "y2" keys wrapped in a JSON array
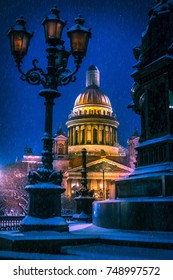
[
  {"x1": 73, "y1": 148, "x2": 95, "y2": 221},
  {"x1": 93, "y1": 197, "x2": 173, "y2": 231},
  {"x1": 73, "y1": 196, "x2": 95, "y2": 221},
  {"x1": 20, "y1": 183, "x2": 68, "y2": 232}
]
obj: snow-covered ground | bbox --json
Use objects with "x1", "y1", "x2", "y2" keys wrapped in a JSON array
[{"x1": 0, "y1": 223, "x2": 173, "y2": 259}]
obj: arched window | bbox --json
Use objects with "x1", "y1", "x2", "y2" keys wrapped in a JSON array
[
  {"x1": 102, "y1": 130, "x2": 105, "y2": 144},
  {"x1": 93, "y1": 128, "x2": 98, "y2": 144},
  {"x1": 81, "y1": 129, "x2": 85, "y2": 144},
  {"x1": 58, "y1": 143, "x2": 64, "y2": 155}
]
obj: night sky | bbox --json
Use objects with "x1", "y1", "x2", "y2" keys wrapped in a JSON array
[{"x1": 0, "y1": 0, "x2": 154, "y2": 166}]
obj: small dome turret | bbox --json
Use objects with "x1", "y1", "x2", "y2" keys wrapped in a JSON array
[{"x1": 86, "y1": 65, "x2": 100, "y2": 88}]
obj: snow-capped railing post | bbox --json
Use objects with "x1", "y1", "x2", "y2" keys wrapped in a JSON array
[{"x1": 8, "y1": 6, "x2": 91, "y2": 232}]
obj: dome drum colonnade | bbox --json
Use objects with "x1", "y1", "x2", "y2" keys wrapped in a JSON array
[{"x1": 68, "y1": 120, "x2": 118, "y2": 146}]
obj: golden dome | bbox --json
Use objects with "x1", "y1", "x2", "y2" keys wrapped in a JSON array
[{"x1": 74, "y1": 88, "x2": 112, "y2": 108}]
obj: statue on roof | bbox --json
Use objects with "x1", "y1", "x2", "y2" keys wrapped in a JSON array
[
  {"x1": 24, "y1": 145, "x2": 33, "y2": 155},
  {"x1": 133, "y1": 0, "x2": 173, "y2": 68},
  {"x1": 55, "y1": 124, "x2": 67, "y2": 137}
]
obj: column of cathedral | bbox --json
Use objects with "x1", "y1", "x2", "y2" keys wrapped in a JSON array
[
  {"x1": 79, "y1": 125, "x2": 81, "y2": 144},
  {"x1": 66, "y1": 179, "x2": 72, "y2": 196},
  {"x1": 69, "y1": 128, "x2": 71, "y2": 145},
  {"x1": 112, "y1": 127, "x2": 114, "y2": 144},
  {"x1": 69, "y1": 127, "x2": 71, "y2": 145},
  {"x1": 105, "y1": 126, "x2": 109, "y2": 144},
  {"x1": 98, "y1": 125, "x2": 102, "y2": 144},
  {"x1": 68, "y1": 129, "x2": 71, "y2": 145},
  {"x1": 73, "y1": 127, "x2": 75, "y2": 145},
  {"x1": 109, "y1": 127, "x2": 112, "y2": 145}
]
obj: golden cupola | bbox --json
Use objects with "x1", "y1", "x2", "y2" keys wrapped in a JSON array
[{"x1": 74, "y1": 65, "x2": 112, "y2": 112}]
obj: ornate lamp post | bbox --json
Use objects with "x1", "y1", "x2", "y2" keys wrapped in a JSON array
[
  {"x1": 73, "y1": 148, "x2": 94, "y2": 221},
  {"x1": 8, "y1": 6, "x2": 91, "y2": 232}
]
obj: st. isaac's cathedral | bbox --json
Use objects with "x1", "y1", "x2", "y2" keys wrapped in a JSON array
[{"x1": 23, "y1": 65, "x2": 137, "y2": 199}]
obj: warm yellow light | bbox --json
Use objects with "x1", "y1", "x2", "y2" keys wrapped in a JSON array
[
  {"x1": 14, "y1": 35, "x2": 23, "y2": 51},
  {"x1": 71, "y1": 32, "x2": 88, "y2": 53}
]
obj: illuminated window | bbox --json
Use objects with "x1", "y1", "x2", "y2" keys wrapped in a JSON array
[{"x1": 58, "y1": 143, "x2": 64, "y2": 155}]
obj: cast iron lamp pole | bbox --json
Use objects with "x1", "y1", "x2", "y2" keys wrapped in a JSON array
[
  {"x1": 73, "y1": 148, "x2": 94, "y2": 221},
  {"x1": 8, "y1": 6, "x2": 91, "y2": 232}
]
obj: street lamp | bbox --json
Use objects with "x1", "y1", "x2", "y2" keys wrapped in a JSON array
[
  {"x1": 8, "y1": 6, "x2": 91, "y2": 232},
  {"x1": 73, "y1": 148, "x2": 94, "y2": 221}
]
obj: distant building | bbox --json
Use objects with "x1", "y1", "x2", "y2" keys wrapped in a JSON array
[
  {"x1": 22, "y1": 145, "x2": 41, "y2": 164},
  {"x1": 127, "y1": 130, "x2": 140, "y2": 169},
  {"x1": 52, "y1": 65, "x2": 133, "y2": 199}
]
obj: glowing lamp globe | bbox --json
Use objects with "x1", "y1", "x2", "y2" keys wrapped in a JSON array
[
  {"x1": 42, "y1": 6, "x2": 66, "y2": 46},
  {"x1": 8, "y1": 17, "x2": 33, "y2": 63},
  {"x1": 67, "y1": 16, "x2": 91, "y2": 58}
]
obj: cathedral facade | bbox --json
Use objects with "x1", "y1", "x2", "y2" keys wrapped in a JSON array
[{"x1": 52, "y1": 65, "x2": 133, "y2": 199}]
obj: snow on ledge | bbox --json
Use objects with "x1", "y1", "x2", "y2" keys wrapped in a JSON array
[
  {"x1": 138, "y1": 134, "x2": 173, "y2": 147},
  {"x1": 25, "y1": 183, "x2": 64, "y2": 190},
  {"x1": 21, "y1": 215, "x2": 68, "y2": 226}
]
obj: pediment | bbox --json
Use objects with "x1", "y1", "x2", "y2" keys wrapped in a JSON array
[
  {"x1": 87, "y1": 162, "x2": 124, "y2": 172},
  {"x1": 54, "y1": 134, "x2": 68, "y2": 140},
  {"x1": 67, "y1": 158, "x2": 133, "y2": 173}
]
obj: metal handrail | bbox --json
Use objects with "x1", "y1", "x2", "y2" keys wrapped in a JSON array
[{"x1": 0, "y1": 216, "x2": 24, "y2": 231}]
